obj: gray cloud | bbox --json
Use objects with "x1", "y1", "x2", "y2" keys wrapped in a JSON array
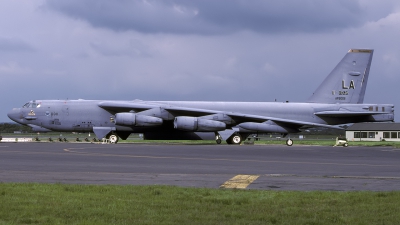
[
  {"x1": 1, "y1": 0, "x2": 400, "y2": 123},
  {"x1": 89, "y1": 39, "x2": 152, "y2": 57},
  {"x1": 44, "y1": 0, "x2": 378, "y2": 35},
  {"x1": 0, "y1": 37, "x2": 35, "y2": 52}
]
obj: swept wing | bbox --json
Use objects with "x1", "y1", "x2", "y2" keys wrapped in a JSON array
[{"x1": 98, "y1": 101, "x2": 343, "y2": 130}]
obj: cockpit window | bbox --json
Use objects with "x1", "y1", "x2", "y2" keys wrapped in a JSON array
[{"x1": 22, "y1": 101, "x2": 40, "y2": 108}]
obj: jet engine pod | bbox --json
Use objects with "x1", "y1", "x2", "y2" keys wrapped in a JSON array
[
  {"x1": 115, "y1": 113, "x2": 163, "y2": 127},
  {"x1": 238, "y1": 122, "x2": 298, "y2": 133},
  {"x1": 174, "y1": 116, "x2": 226, "y2": 132}
]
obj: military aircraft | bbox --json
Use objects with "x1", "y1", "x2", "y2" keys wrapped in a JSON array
[{"x1": 7, "y1": 49, "x2": 394, "y2": 145}]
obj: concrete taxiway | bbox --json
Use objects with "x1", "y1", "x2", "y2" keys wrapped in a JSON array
[{"x1": 1, "y1": 142, "x2": 400, "y2": 191}]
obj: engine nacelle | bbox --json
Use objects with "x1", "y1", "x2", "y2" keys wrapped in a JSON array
[
  {"x1": 238, "y1": 122, "x2": 299, "y2": 133},
  {"x1": 174, "y1": 116, "x2": 226, "y2": 132},
  {"x1": 115, "y1": 113, "x2": 163, "y2": 127}
]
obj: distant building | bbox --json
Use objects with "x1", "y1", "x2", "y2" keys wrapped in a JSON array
[{"x1": 346, "y1": 123, "x2": 400, "y2": 142}]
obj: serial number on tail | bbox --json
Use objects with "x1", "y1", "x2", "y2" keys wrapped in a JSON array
[{"x1": 335, "y1": 97, "x2": 346, "y2": 100}]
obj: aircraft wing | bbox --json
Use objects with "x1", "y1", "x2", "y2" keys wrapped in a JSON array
[
  {"x1": 227, "y1": 113, "x2": 343, "y2": 130},
  {"x1": 98, "y1": 101, "x2": 156, "y2": 112},
  {"x1": 98, "y1": 101, "x2": 343, "y2": 130},
  {"x1": 98, "y1": 101, "x2": 221, "y2": 117},
  {"x1": 163, "y1": 106, "x2": 344, "y2": 130}
]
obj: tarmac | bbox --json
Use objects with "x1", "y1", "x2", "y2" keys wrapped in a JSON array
[{"x1": 1, "y1": 142, "x2": 400, "y2": 191}]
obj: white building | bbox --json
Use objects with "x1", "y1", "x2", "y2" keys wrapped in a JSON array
[{"x1": 346, "y1": 123, "x2": 400, "y2": 142}]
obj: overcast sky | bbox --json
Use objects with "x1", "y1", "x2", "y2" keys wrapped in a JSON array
[{"x1": 1, "y1": 0, "x2": 400, "y2": 122}]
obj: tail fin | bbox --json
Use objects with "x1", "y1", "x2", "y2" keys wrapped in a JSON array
[{"x1": 308, "y1": 49, "x2": 373, "y2": 104}]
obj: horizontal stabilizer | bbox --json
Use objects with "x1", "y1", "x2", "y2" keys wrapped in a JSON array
[{"x1": 315, "y1": 111, "x2": 389, "y2": 117}]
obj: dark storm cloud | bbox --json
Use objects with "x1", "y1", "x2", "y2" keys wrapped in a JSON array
[
  {"x1": 0, "y1": 37, "x2": 35, "y2": 52},
  {"x1": 44, "y1": 0, "x2": 368, "y2": 34}
]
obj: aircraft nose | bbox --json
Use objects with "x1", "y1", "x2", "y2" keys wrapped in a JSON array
[{"x1": 7, "y1": 108, "x2": 22, "y2": 123}]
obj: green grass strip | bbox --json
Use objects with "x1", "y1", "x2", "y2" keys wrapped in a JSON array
[
  {"x1": 254, "y1": 140, "x2": 400, "y2": 147},
  {"x1": 1, "y1": 183, "x2": 399, "y2": 224},
  {"x1": 119, "y1": 139, "x2": 400, "y2": 148}
]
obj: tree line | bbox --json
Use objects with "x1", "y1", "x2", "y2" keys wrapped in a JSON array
[{"x1": 0, "y1": 123, "x2": 32, "y2": 133}]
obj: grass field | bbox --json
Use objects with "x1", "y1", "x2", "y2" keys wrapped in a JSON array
[
  {"x1": 3, "y1": 132, "x2": 400, "y2": 148},
  {"x1": 1, "y1": 183, "x2": 400, "y2": 225},
  {"x1": 2, "y1": 134, "x2": 400, "y2": 224},
  {"x1": 255, "y1": 139, "x2": 400, "y2": 148}
]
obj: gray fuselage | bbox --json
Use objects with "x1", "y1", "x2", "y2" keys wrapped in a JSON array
[{"x1": 8, "y1": 99, "x2": 394, "y2": 133}]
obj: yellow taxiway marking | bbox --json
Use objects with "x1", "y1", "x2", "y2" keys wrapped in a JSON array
[{"x1": 220, "y1": 175, "x2": 260, "y2": 189}]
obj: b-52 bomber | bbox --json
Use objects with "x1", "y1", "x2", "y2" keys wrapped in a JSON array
[{"x1": 8, "y1": 49, "x2": 394, "y2": 145}]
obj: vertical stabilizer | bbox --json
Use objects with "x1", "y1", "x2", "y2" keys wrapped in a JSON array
[{"x1": 308, "y1": 49, "x2": 373, "y2": 104}]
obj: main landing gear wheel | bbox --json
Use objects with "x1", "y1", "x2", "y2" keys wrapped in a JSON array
[
  {"x1": 215, "y1": 134, "x2": 222, "y2": 144},
  {"x1": 286, "y1": 139, "x2": 293, "y2": 146},
  {"x1": 108, "y1": 134, "x2": 119, "y2": 144},
  {"x1": 227, "y1": 133, "x2": 242, "y2": 145}
]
